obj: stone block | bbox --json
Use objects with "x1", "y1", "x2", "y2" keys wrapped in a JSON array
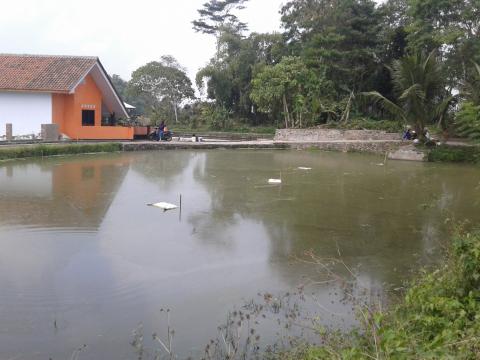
[{"x1": 41, "y1": 124, "x2": 59, "y2": 142}]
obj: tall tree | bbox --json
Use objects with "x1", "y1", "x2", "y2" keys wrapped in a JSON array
[
  {"x1": 281, "y1": 0, "x2": 381, "y2": 95},
  {"x1": 192, "y1": 0, "x2": 250, "y2": 36},
  {"x1": 129, "y1": 56, "x2": 195, "y2": 124}
]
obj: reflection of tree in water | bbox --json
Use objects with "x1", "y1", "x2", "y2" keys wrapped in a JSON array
[
  {"x1": 189, "y1": 151, "x2": 480, "y2": 288},
  {"x1": 130, "y1": 151, "x2": 199, "y2": 191}
]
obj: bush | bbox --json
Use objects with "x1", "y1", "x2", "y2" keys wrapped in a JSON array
[
  {"x1": 0, "y1": 143, "x2": 122, "y2": 161},
  {"x1": 294, "y1": 228, "x2": 480, "y2": 359},
  {"x1": 427, "y1": 145, "x2": 480, "y2": 163},
  {"x1": 455, "y1": 102, "x2": 480, "y2": 142},
  {"x1": 200, "y1": 104, "x2": 233, "y2": 130}
]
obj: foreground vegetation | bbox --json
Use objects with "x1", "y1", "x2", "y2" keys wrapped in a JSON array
[
  {"x1": 428, "y1": 145, "x2": 480, "y2": 164},
  {"x1": 130, "y1": 226, "x2": 480, "y2": 359},
  {"x1": 0, "y1": 143, "x2": 122, "y2": 161},
  {"x1": 281, "y1": 227, "x2": 480, "y2": 359}
]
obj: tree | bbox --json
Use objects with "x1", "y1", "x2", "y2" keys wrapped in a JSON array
[
  {"x1": 406, "y1": 0, "x2": 480, "y2": 87},
  {"x1": 111, "y1": 74, "x2": 155, "y2": 117},
  {"x1": 196, "y1": 30, "x2": 286, "y2": 125},
  {"x1": 455, "y1": 62, "x2": 480, "y2": 141},
  {"x1": 281, "y1": 0, "x2": 381, "y2": 95},
  {"x1": 363, "y1": 51, "x2": 455, "y2": 136},
  {"x1": 192, "y1": 0, "x2": 249, "y2": 36},
  {"x1": 250, "y1": 57, "x2": 334, "y2": 128},
  {"x1": 129, "y1": 56, "x2": 195, "y2": 124}
]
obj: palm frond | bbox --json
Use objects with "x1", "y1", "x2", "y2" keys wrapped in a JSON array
[
  {"x1": 360, "y1": 91, "x2": 406, "y2": 122},
  {"x1": 399, "y1": 84, "x2": 425, "y2": 102}
]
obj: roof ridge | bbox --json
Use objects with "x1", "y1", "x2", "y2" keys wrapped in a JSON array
[{"x1": 0, "y1": 53, "x2": 98, "y2": 60}]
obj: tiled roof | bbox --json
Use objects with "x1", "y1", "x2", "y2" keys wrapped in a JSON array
[{"x1": 0, "y1": 54, "x2": 98, "y2": 93}]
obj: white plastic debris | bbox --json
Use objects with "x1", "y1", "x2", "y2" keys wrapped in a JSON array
[
  {"x1": 268, "y1": 179, "x2": 282, "y2": 184},
  {"x1": 148, "y1": 202, "x2": 178, "y2": 210},
  {"x1": 298, "y1": 167, "x2": 312, "y2": 170}
]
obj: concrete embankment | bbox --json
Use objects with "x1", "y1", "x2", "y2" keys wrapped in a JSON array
[
  {"x1": 274, "y1": 128, "x2": 401, "y2": 142},
  {"x1": 274, "y1": 129, "x2": 403, "y2": 155},
  {"x1": 121, "y1": 140, "x2": 286, "y2": 151},
  {"x1": 2, "y1": 129, "x2": 445, "y2": 162}
]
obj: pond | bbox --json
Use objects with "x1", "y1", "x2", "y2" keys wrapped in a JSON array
[{"x1": 0, "y1": 150, "x2": 479, "y2": 359}]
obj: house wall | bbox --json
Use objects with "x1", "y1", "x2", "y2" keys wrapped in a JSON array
[
  {"x1": 0, "y1": 92, "x2": 52, "y2": 137},
  {"x1": 52, "y1": 75, "x2": 133, "y2": 140}
]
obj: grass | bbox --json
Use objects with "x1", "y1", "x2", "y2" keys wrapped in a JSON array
[
  {"x1": 0, "y1": 143, "x2": 122, "y2": 161},
  {"x1": 427, "y1": 144, "x2": 480, "y2": 164}
]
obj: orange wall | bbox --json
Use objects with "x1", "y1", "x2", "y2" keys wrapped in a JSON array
[{"x1": 52, "y1": 75, "x2": 133, "y2": 140}]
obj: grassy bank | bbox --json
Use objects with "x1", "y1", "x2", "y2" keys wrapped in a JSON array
[
  {"x1": 280, "y1": 227, "x2": 480, "y2": 359},
  {"x1": 0, "y1": 143, "x2": 122, "y2": 161},
  {"x1": 427, "y1": 145, "x2": 480, "y2": 164}
]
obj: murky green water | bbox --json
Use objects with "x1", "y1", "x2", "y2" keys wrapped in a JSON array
[{"x1": 0, "y1": 150, "x2": 479, "y2": 359}]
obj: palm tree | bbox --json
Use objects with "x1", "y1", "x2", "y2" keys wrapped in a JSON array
[{"x1": 363, "y1": 51, "x2": 455, "y2": 138}]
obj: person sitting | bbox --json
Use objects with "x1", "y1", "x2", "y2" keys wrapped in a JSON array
[
  {"x1": 157, "y1": 121, "x2": 166, "y2": 141},
  {"x1": 423, "y1": 127, "x2": 431, "y2": 140},
  {"x1": 423, "y1": 127, "x2": 437, "y2": 146},
  {"x1": 403, "y1": 127, "x2": 412, "y2": 140}
]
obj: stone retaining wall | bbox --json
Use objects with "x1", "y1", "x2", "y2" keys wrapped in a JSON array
[
  {"x1": 274, "y1": 129, "x2": 401, "y2": 142},
  {"x1": 283, "y1": 141, "x2": 400, "y2": 154},
  {"x1": 121, "y1": 141, "x2": 287, "y2": 152}
]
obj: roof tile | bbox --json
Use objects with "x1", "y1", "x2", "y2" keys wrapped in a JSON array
[{"x1": 0, "y1": 54, "x2": 98, "y2": 93}]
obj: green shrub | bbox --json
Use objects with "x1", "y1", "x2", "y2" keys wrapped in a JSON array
[
  {"x1": 455, "y1": 102, "x2": 480, "y2": 142},
  {"x1": 0, "y1": 143, "x2": 122, "y2": 161},
  {"x1": 427, "y1": 145, "x2": 480, "y2": 163}
]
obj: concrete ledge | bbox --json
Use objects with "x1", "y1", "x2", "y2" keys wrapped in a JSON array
[
  {"x1": 121, "y1": 141, "x2": 287, "y2": 152},
  {"x1": 388, "y1": 146, "x2": 426, "y2": 161}
]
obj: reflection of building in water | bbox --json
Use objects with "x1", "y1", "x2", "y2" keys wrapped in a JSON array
[{"x1": 0, "y1": 156, "x2": 132, "y2": 229}]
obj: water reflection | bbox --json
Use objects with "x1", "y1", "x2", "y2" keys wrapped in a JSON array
[
  {"x1": 0, "y1": 154, "x2": 131, "y2": 230},
  {"x1": 0, "y1": 151, "x2": 479, "y2": 359}
]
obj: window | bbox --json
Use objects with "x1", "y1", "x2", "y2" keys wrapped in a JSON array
[{"x1": 82, "y1": 110, "x2": 95, "y2": 126}]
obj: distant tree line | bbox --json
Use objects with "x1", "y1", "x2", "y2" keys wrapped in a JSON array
[{"x1": 112, "y1": 0, "x2": 480, "y2": 139}]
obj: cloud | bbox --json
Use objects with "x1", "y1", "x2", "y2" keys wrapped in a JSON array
[{"x1": 0, "y1": 0, "x2": 284, "y2": 80}]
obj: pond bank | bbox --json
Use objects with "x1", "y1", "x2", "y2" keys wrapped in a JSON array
[
  {"x1": 1, "y1": 137, "x2": 478, "y2": 164},
  {"x1": 284, "y1": 227, "x2": 480, "y2": 359}
]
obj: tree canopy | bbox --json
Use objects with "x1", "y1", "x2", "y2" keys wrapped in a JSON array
[
  {"x1": 129, "y1": 56, "x2": 195, "y2": 124},
  {"x1": 113, "y1": 0, "x2": 480, "y2": 135}
]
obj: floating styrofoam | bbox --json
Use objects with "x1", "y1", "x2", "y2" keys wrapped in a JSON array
[
  {"x1": 298, "y1": 167, "x2": 312, "y2": 170},
  {"x1": 268, "y1": 179, "x2": 282, "y2": 184},
  {"x1": 148, "y1": 202, "x2": 178, "y2": 210}
]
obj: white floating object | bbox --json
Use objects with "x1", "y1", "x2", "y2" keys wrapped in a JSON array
[
  {"x1": 298, "y1": 167, "x2": 312, "y2": 170},
  {"x1": 376, "y1": 163, "x2": 385, "y2": 166},
  {"x1": 148, "y1": 202, "x2": 178, "y2": 211},
  {"x1": 268, "y1": 179, "x2": 282, "y2": 184}
]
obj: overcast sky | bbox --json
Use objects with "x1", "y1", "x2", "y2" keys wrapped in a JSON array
[{"x1": 0, "y1": 0, "x2": 285, "y2": 81}]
